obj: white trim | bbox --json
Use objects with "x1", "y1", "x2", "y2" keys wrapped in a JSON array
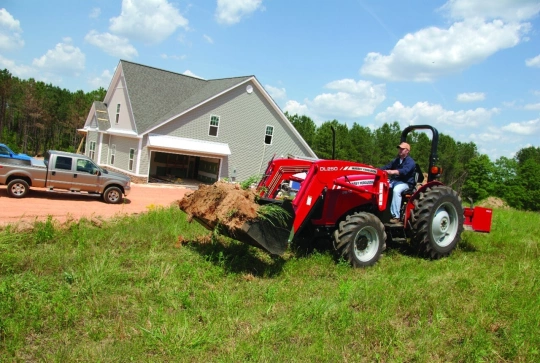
[
  {"x1": 104, "y1": 129, "x2": 139, "y2": 137},
  {"x1": 136, "y1": 137, "x2": 142, "y2": 175},
  {"x1": 147, "y1": 134, "x2": 231, "y2": 156},
  {"x1": 97, "y1": 133, "x2": 103, "y2": 164}
]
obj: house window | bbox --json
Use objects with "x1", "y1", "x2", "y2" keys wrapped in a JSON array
[
  {"x1": 265, "y1": 125, "x2": 274, "y2": 145},
  {"x1": 128, "y1": 148, "x2": 135, "y2": 171},
  {"x1": 115, "y1": 104, "x2": 120, "y2": 124},
  {"x1": 89, "y1": 141, "x2": 96, "y2": 160},
  {"x1": 209, "y1": 115, "x2": 219, "y2": 137},
  {"x1": 110, "y1": 144, "x2": 116, "y2": 165}
]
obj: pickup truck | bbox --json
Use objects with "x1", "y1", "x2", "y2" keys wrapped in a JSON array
[
  {"x1": 0, "y1": 143, "x2": 32, "y2": 165},
  {"x1": 0, "y1": 150, "x2": 131, "y2": 204}
]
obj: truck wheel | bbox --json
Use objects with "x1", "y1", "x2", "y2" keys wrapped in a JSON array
[
  {"x1": 333, "y1": 212, "x2": 386, "y2": 267},
  {"x1": 102, "y1": 186, "x2": 123, "y2": 204},
  {"x1": 411, "y1": 185, "x2": 464, "y2": 259},
  {"x1": 7, "y1": 179, "x2": 30, "y2": 198}
]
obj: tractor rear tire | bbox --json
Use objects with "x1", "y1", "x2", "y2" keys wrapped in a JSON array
[
  {"x1": 334, "y1": 212, "x2": 386, "y2": 267},
  {"x1": 411, "y1": 185, "x2": 464, "y2": 259}
]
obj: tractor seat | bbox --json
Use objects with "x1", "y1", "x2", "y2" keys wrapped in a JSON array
[{"x1": 401, "y1": 164, "x2": 424, "y2": 198}]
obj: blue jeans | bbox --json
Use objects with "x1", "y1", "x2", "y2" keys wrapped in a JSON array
[{"x1": 390, "y1": 181, "x2": 409, "y2": 219}]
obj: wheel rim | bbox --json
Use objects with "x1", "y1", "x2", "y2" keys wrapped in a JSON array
[
  {"x1": 10, "y1": 183, "x2": 26, "y2": 196},
  {"x1": 108, "y1": 190, "x2": 120, "y2": 202},
  {"x1": 430, "y1": 201, "x2": 459, "y2": 247},
  {"x1": 353, "y1": 226, "x2": 379, "y2": 262}
]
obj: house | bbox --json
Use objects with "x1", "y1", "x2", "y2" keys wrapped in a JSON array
[{"x1": 80, "y1": 60, "x2": 317, "y2": 184}]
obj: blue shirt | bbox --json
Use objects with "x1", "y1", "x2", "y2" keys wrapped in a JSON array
[{"x1": 380, "y1": 155, "x2": 416, "y2": 186}]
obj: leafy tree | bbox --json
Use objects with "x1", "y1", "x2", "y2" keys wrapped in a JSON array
[
  {"x1": 286, "y1": 112, "x2": 317, "y2": 147},
  {"x1": 461, "y1": 154, "x2": 495, "y2": 202},
  {"x1": 312, "y1": 120, "x2": 353, "y2": 160},
  {"x1": 407, "y1": 131, "x2": 431, "y2": 174},
  {"x1": 373, "y1": 122, "x2": 401, "y2": 167},
  {"x1": 349, "y1": 123, "x2": 375, "y2": 165}
]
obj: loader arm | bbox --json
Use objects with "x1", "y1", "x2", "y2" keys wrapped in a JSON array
[{"x1": 290, "y1": 160, "x2": 389, "y2": 237}]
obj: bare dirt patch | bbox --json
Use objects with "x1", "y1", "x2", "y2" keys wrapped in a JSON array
[{"x1": 0, "y1": 183, "x2": 192, "y2": 228}]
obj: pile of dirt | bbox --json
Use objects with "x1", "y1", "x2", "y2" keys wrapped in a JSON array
[
  {"x1": 477, "y1": 196, "x2": 509, "y2": 209},
  {"x1": 177, "y1": 181, "x2": 260, "y2": 232}
]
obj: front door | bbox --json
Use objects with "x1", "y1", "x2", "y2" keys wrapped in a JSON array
[{"x1": 72, "y1": 158, "x2": 100, "y2": 192}]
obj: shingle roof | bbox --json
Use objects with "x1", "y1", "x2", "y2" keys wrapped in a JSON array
[
  {"x1": 94, "y1": 101, "x2": 110, "y2": 131},
  {"x1": 119, "y1": 60, "x2": 252, "y2": 134}
]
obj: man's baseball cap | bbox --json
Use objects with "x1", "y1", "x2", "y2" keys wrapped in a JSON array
[{"x1": 397, "y1": 142, "x2": 410, "y2": 151}]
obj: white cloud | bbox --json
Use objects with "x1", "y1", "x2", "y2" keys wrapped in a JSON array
[
  {"x1": 361, "y1": 19, "x2": 529, "y2": 82},
  {"x1": 89, "y1": 7, "x2": 101, "y2": 19},
  {"x1": 525, "y1": 54, "x2": 540, "y2": 67},
  {"x1": 32, "y1": 38, "x2": 85, "y2": 76},
  {"x1": 0, "y1": 54, "x2": 34, "y2": 78},
  {"x1": 440, "y1": 0, "x2": 540, "y2": 22},
  {"x1": 374, "y1": 101, "x2": 498, "y2": 129},
  {"x1": 524, "y1": 103, "x2": 540, "y2": 110},
  {"x1": 0, "y1": 8, "x2": 24, "y2": 51},
  {"x1": 160, "y1": 53, "x2": 186, "y2": 61},
  {"x1": 501, "y1": 118, "x2": 540, "y2": 135},
  {"x1": 183, "y1": 70, "x2": 204, "y2": 79},
  {"x1": 203, "y1": 34, "x2": 214, "y2": 44},
  {"x1": 85, "y1": 30, "x2": 138, "y2": 59},
  {"x1": 457, "y1": 92, "x2": 485, "y2": 102},
  {"x1": 265, "y1": 85, "x2": 286, "y2": 100},
  {"x1": 215, "y1": 0, "x2": 264, "y2": 25},
  {"x1": 283, "y1": 100, "x2": 309, "y2": 117},
  {"x1": 109, "y1": 0, "x2": 189, "y2": 44},
  {"x1": 88, "y1": 69, "x2": 113, "y2": 89},
  {"x1": 284, "y1": 79, "x2": 386, "y2": 122}
]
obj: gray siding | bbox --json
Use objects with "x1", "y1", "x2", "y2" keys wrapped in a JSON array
[
  {"x1": 106, "y1": 135, "x2": 139, "y2": 172},
  {"x1": 152, "y1": 81, "x2": 312, "y2": 181},
  {"x1": 139, "y1": 135, "x2": 150, "y2": 177},
  {"x1": 100, "y1": 134, "x2": 110, "y2": 165}
]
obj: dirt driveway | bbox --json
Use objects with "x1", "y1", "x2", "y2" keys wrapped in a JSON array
[{"x1": 0, "y1": 183, "x2": 193, "y2": 227}]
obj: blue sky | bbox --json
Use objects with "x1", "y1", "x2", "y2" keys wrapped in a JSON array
[{"x1": 1, "y1": 0, "x2": 539, "y2": 160}]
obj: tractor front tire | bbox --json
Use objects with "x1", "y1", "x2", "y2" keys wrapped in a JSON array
[
  {"x1": 411, "y1": 185, "x2": 464, "y2": 259},
  {"x1": 334, "y1": 212, "x2": 386, "y2": 268},
  {"x1": 7, "y1": 179, "x2": 30, "y2": 198}
]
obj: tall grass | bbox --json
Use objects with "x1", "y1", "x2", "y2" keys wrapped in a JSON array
[{"x1": 0, "y1": 206, "x2": 539, "y2": 362}]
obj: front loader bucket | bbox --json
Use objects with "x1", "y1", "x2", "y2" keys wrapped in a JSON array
[
  {"x1": 237, "y1": 219, "x2": 290, "y2": 255},
  {"x1": 178, "y1": 182, "x2": 294, "y2": 256},
  {"x1": 191, "y1": 215, "x2": 289, "y2": 255}
]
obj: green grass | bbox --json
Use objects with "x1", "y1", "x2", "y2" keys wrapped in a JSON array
[{"x1": 0, "y1": 206, "x2": 539, "y2": 362}]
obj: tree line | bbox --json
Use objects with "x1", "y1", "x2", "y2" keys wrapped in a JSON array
[
  {"x1": 287, "y1": 113, "x2": 540, "y2": 211},
  {"x1": 0, "y1": 69, "x2": 106, "y2": 156},
  {"x1": 0, "y1": 69, "x2": 538, "y2": 211}
]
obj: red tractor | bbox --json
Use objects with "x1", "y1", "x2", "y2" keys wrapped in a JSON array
[{"x1": 234, "y1": 125, "x2": 492, "y2": 267}]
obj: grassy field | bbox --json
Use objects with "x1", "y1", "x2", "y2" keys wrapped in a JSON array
[{"x1": 0, "y1": 205, "x2": 539, "y2": 362}]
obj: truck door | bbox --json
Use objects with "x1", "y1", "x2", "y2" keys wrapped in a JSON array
[
  {"x1": 73, "y1": 158, "x2": 100, "y2": 192},
  {"x1": 47, "y1": 155, "x2": 75, "y2": 190}
]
